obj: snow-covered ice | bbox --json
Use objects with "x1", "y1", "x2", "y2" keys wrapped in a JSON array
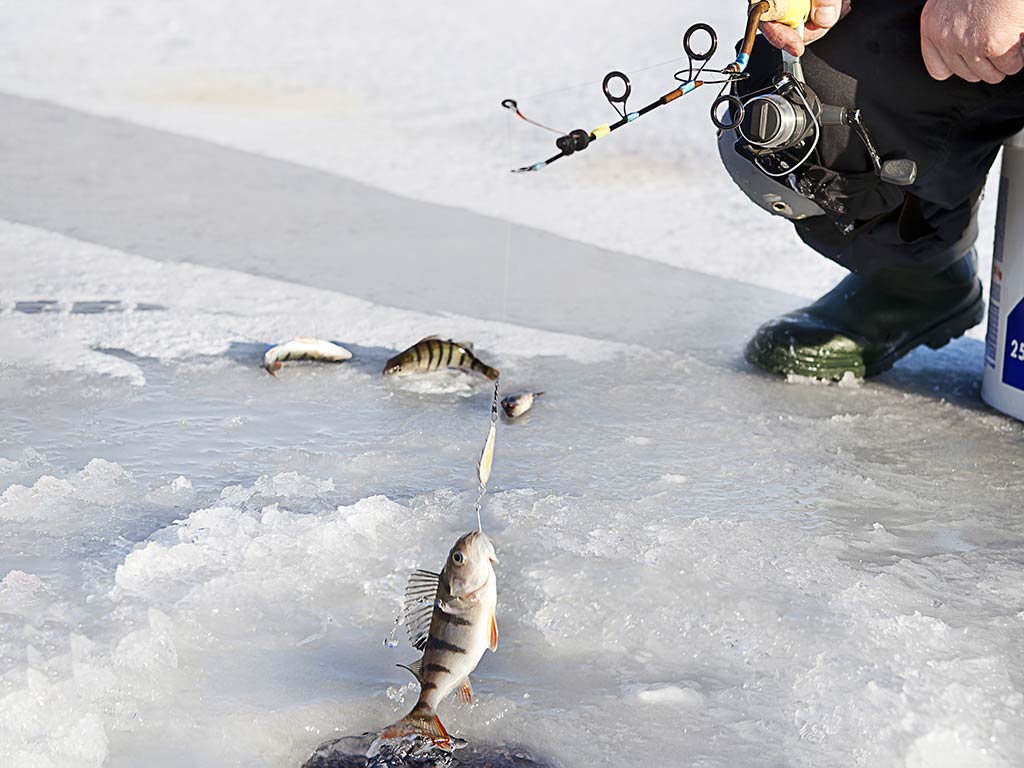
[
  {"x1": 1, "y1": 2, "x2": 1023, "y2": 768},
  {"x1": 3, "y1": 221, "x2": 1023, "y2": 766}
]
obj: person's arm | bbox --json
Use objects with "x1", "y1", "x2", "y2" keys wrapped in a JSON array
[
  {"x1": 759, "y1": 0, "x2": 851, "y2": 57},
  {"x1": 921, "y1": 0, "x2": 1024, "y2": 84}
]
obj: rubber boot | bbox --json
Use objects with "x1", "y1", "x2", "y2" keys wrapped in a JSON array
[{"x1": 745, "y1": 250, "x2": 985, "y2": 381}]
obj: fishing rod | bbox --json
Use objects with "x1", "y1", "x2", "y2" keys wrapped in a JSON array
[{"x1": 504, "y1": 0, "x2": 809, "y2": 173}]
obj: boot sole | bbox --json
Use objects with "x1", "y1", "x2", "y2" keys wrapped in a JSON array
[
  {"x1": 746, "y1": 282, "x2": 985, "y2": 382},
  {"x1": 862, "y1": 286, "x2": 985, "y2": 378}
]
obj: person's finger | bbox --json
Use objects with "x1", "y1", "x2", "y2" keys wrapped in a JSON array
[
  {"x1": 803, "y1": 24, "x2": 829, "y2": 45},
  {"x1": 810, "y1": 0, "x2": 842, "y2": 30},
  {"x1": 921, "y1": 35, "x2": 953, "y2": 80},
  {"x1": 968, "y1": 55, "x2": 1006, "y2": 84},
  {"x1": 760, "y1": 21, "x2": 805, "y2": 57},
  {"x1": 803, "y1": 0, "x2": 852, "y2": 45},
  {"x1": 990, "y1": 43, "x2": 1024, "y2": 77},
  {"x1": 950, "y1": 52, "x2": 981, "y2": 82}
]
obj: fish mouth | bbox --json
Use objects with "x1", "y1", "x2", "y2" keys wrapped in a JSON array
[
  {"x1": 382, "y1": 365, "x2": 402, "y2": 376},
  {"x1": 465, "y1": 530, "x2": 498, "y2": 563}
]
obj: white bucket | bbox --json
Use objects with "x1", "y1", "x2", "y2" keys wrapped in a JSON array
[{"x1": 981, "y1": 130, "x2": 1024, "y2": 421}]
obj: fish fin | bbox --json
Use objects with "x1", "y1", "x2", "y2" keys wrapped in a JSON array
[
  {"x1": 416, "y1": 335, "x2": 442, "y2": 343},
  {"x1": 454, "y1": 341, "x2": 475, "y2": 352},
  {"x1": 396, "y1": 657, "x2": 424, "y2": 683},
  {"x1": 489, "y1": 612, "x2": 499, "y2": 652},
  {"x1": 381, "y1": 709, "x2": 451, "y2": 748},
  {"x1": 404, "y1": 570, "x2": 440, "y2": 651},
  {"x1": 455, "y1": 678, "x2": 473, "y2": 704},
  {"x1": 534, "y1": 392, "x2": 545, "y2": 398}
]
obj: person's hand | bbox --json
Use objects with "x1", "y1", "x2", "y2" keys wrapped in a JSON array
[
  {"x1": 921, "y1": 0, "x2": 1024, "y2": 84},
  {"x1": 760, "y1": 0, "x2": 852, "y2": 57}
]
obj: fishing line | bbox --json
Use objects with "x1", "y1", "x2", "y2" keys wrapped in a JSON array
[
  {"x1": 502, "y1": 222, "x2": 512, "y2": 322},
  {"x1": 502, "y1": 111, "x2": 514, "y2": 323},
  {"x1": 502, "y1": 99, "x2": 565, "y2": 135},
  {"x1": 515, "y1": 54, "x2": 692, "y2": 103}
]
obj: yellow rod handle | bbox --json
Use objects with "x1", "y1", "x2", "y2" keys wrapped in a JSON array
[
  {"x1": 755, "y1": 0, "x2": 812, "y2": 28},
  {"x1": 732, "y1": 0, "x2": 810, "y2": 71}
]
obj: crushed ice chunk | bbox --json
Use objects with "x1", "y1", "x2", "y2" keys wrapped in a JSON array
[
  {"x1": 784, "y1": 371, "x2": 863, "y2": 387},
  {"x1": 904, "y1": 728, "x2": 1005, "y2": 768},
  {"x1": 254, "y1": 471, "x2": 335, "y2": 498},
  {"x1": 631, "y1": 685, "x2": 705, "y2": 708},
  {"x1": 168, "y1": 476, "x2": 192, "y2": 494},
  {"x1": 625, "y1": 435, "x2": 652, "y2": 445},
  {"x1": 366, "y1": 733, "x2": 461, "y2": 768},
  {"x1": 0, "y1": 459, "x2": 138, "y2": 533},
  {"x1": 0, "y1": 570, "x2": 52, "y2": 608},
  {"x1": 303, "y1": 732, "x2": 552, "y2": 768},
  {"x1": 146, "y1": 475, "x2": 195, "y2": 506}
]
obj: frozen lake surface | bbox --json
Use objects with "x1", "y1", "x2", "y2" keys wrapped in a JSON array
[
  {"x1": 1, "y1": 2, "x2": 1023, "y2": 767},
  {"x1": 2, "y1": 211, "x2": 1022, "y2": 768}
]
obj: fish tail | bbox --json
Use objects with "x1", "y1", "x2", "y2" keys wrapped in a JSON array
[{"x1": 381, "y1": 704, "x2": 451, "y2": 747}]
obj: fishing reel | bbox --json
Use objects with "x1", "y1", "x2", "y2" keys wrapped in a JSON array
[
  {"x1": 504, "y1": 1, "x2": 919, "y2": 227},
  {"x1": 716, "y1": 74, "x2": 820, "y2": 154},
  {"x1": 714, "y1": 66, "x2": 917, "y2": 184}
]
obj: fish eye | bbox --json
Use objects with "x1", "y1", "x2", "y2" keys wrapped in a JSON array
[{"x1": 452, "y1": 552, "x2": 465, "y2": 565}]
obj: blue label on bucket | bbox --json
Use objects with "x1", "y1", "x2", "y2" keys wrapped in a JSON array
[{"x1": 1004, "y1": 298, "x2": 1024, "y2": 391}]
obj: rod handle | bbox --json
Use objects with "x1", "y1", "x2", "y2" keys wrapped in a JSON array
[{"x1": 754, "y1": 0, "x2": 812, "y2": 28}]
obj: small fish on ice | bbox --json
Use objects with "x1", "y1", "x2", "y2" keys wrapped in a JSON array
[
  {"x1": 382, "y1": 531, "x2": 499, "y2": 748},
  {"x1": 500, "y1": 392, "x2": 543, "y2": 419},
  {"x1": 384, "y1": 337, "x2": 500, "y2": 381},
  {"x1": 262, "y1": 337, "x2": 352, "y2": 376}
]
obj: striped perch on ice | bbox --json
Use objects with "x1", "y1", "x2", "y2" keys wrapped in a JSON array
[
  {"x1": 382, "y1": 531, "x2": 499, "y2": 748},
  {"x1": 383, "y1": 336, "x2": 500, "y2": 381}
]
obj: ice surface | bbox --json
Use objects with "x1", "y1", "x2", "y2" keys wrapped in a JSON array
[
  {"x1": 0, "y1": 0, "x2": 1001, "y2": 309},
  {"x1": 0, "y1": 3, "x2": 1022, "y2": 766},
  {"x1": 2, "y1": 220, "x2": 1022, "y2": 766}
]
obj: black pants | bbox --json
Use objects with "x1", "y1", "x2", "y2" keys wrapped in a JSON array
[{"x1": 743, "y1": 0, "x2": 1024, "y2": 275}]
